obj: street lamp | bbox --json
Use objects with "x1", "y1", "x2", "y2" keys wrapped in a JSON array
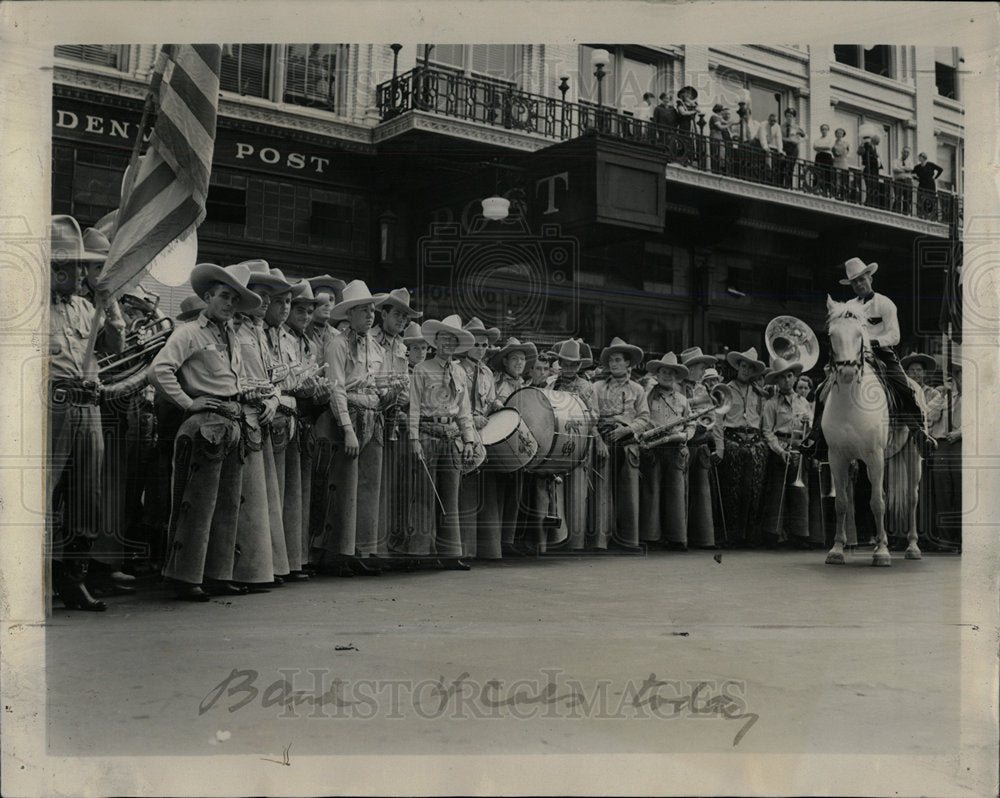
[{"x1": 590, "y1": 48, "x2": 610, "y2": 108}]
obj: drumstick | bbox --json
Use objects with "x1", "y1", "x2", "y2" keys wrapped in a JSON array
[{"x1": 417, "y1": 453, "x2": 447, "y2": 516}]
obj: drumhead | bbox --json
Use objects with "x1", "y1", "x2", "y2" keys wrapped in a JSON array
[
  {"x1": 505, "y1": 388, "x2": 554, "y2": 467},
  {"x1": 480, "y1": 409, "x2": 521, "y2": 445}
]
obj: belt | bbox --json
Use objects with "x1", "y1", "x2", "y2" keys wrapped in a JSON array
[
  {"x1": 421, "y1": 415, "x2": 455, "y2": 424},
  {"x1": 725, "y1": 426, "x2": 760, "y2": 435},
  {"x1": 774, "y1": 431, "x2": 793, "y2": 440},
  {"x1": 50, "y1": 384, "x2": 100, "y2": 405}
]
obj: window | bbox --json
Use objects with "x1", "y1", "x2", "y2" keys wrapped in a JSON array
[
  {"x1": 578, "y1": 46, "x2": 671, "y2": 113},
  {"x1": 54, "y1": 45, "x2": 129, "y2": 71},
  {"x1": 833, "y1": 45, "x2": 894, "y2": 79},
  {"x1": 284, "y1": 44, "x2": 340, "y2": 110},
  {"x1": 422, "y1": 44, "x2": 519, "y2": 84},
  {"x1": 713, "y1": 66, "x2": 787, "y2": 136},
  {"x1": 309, "y1": 201, "x2": 352, "y2": 244},
  {"x1": 220, "y1": 44, "x2": 273, "y2": 98},
  {"x1": 934, "y1": 47, "x2": 961, "y2": 100},
  {"x1": 206, "y1": 186, "x2": 247, "y2": 225},
  {"x1": 641, "y1": 243, "x2": 674, "y2": 289},
  {"x1": 72, "y1": 162, "x2": 120, "y2": 208},
  {"x1": 578, "y1": 45, "x2": 618, "y2": 107},
  {"x1": 935, "y1": 142, "x2": 957, "y2": 192}
]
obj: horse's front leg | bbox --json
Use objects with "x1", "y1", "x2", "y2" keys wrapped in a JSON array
[
  {"x1": 866, "y1": 450, "x2": 890, "y2": 567},
  {"x1": 905, "y1": 440, "x2": 923, "y2": 560},
  {"x1": 826, "y1": 453, "x2": 850, "y2": 565}
]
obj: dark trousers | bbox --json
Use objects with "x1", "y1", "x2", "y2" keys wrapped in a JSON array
[
  {"x1": 49, "y1": 400, "x2": 104, "y2": 564},
  {"x1": 718, "y1": 432, "x2": 767, "y2": 547},
  {"x1": 760, "y1": 451, "x2": 809, "y2": 543}
]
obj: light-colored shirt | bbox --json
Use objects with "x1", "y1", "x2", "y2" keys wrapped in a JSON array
[
  {"x1": 683, "y1": 379, "x2": 725, "y2": 452},
  {"x1": 762, "y1": 390, "x2": 812, "y2": 456},
  {"x1": 593, "y1": 376, "x2": 650, "y2": 435},
  {"x1": 264, "y1": 323, "x2": 300, "y2": 410},
  {"x1": 408, "y1": 357, "x2": 474, "y2": 443},
  {"x1": 494, "y1": 372, "x2": 524, "y2": 409},
  {"x1": 928, "y1": 390, "x2": 960, "y2": 438},
  {"x1": 547, "y1": 373, "x2": 599, "y2": 420},
  {"x1": 892, "y1": 156, "x2": 914, "y2": 181},
  {"x1": 49, "y1": 294, "x2": 125, "y2": 383},
  {"x1": 372, "y1": 325, "x2": 410, "y2": 406},
  {"x1": 844, "y1": 292, "x2": 901, "y2": 348},
  {"x1": 758, "y1": 121, "x2": 783, "y2": 152},
  {"x1": 150, "y1": 311, "x2": 241, "y2": 410},
  {"x1": 723, "y1": 379, "x2": 765, "y2": 430},
  {"x1": 324, "y1": 328, "x2": 385, "y2": 428},
  {"x1": 234, "y1": 315, "x2": 278, "y2": 394},
  {"x1": 813, "y1": 132, "x2": 834, "y2": 154},
  {"x1": 461, "y1": 358, "x2": 498, "y2": 421},
  {"x1": 646, "y1": 386, "x2": 692, "y2": 441}
]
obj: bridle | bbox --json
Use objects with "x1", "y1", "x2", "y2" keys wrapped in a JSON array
[{"x1": 828, "y1": 314, "x2": 866, "y2": 383}]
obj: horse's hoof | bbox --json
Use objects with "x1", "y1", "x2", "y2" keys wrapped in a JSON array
[
  {"x1": 872, "y1": 556, "x2": 892, "y2": 567},
  {"x1": 904, "y1": 548, "x2": 922, "y2": 560},
  {"x1": 825, "y1": 552, "x2": 845, "y2": 565}
]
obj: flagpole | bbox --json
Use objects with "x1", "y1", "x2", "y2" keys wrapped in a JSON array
[{"x1": 80, "y1": 88, "x2": 156, "y2": 382}]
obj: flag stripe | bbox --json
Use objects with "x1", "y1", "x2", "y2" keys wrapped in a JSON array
[
  {"x1": 115, "y1": 178, "x2": 195, "y2": 253},
  {"x1": 160, "y1": 55, "x2": 218, "y2": 139},
  {"x1": 155, "y1": 90, "x2": 215, "y2": 188},
  {"x1": 118, "y1": 153, "x2": 177, "y2": 220},
  {"x1": 113, "y1": 199, "x2": 202, "y2": 270}
]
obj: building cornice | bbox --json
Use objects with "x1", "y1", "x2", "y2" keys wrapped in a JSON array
[{"x1": 373, "y1": 110, "x2": 554, "y2": 152}]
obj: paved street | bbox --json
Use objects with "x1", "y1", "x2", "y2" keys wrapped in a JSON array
[{"x1": 44, "y1": 549, "x2": 966, "y2": 770}]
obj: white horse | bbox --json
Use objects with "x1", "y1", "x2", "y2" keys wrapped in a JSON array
[{"x1": 822, "y1": 297, "x2": 922, "y2": 566}]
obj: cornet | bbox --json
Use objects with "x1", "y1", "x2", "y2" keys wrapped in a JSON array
[{"x1": 636, "y1": 384, "x2": 733, "y2": 450}]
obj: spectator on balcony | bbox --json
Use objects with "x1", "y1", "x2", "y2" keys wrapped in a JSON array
[
  {"x1": 635, "y1": 92, "x2": 655, "y2": 121},
  {"x1": 860, "y1": 133, "x2": 884, "y2": 208},
  {"x1": 813, "y1": 124, "x2": 834, "y2": 197},
  {"x1": 709, "y1": 104, "x2": 729, "y2": 174},
  {"x1": 757, "y1": 113, "x2": 783, "y2": 183},
  {"x1": 912, "y1": 152, "x2": 944, "y2": 220},
  {"x1": 781, "y1": 108, "x2": 806, "y2": 189},
  {"x1": 891, "y1": 147, "x2": 915, "y2": 215},
  {"x1": 832, "y1": 127, "x2": 851, "y2": 200},
  {"x1": 662, "y1": 85, "x2": 699, "y2": 135}
]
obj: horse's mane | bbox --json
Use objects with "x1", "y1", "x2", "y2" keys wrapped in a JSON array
[{"x1": 826, "y1": 297, "x2": 871, "y2": 346}]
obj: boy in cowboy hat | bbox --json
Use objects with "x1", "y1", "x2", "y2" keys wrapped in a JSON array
[
  {"x1": 149, "y1": 262, "x2": 264, "y2": 601},
  {"x1": 760, "y1": 357, "x2": 813, "y2": 548},
  {"x1": 48, "y1": 216, "x2": 127, "y2": 611},
  {"x1": 318, "y1": 280, "x2": 388, "y2": 575},
  {"x1": 546, "y1": 339, "x2": 601, "y2": 552},
  {"x1": 409, "y1": 315, "x2": 478, "y2": 569},
  {"x1": 639, "y1": 353, "x2": 693, "y2": 551},
  {"x1": 592, "y1": 337, "x2": 651, "y2": 551},
  {"x1": 404, "y1": 321, "x2": 429, "y2": 367},
  {"x1": 718, "y1": 346, "x2": 769, "y2": 548},
  {"x1": 679, "y1": 347, "x2": 722, "y2": 549}
]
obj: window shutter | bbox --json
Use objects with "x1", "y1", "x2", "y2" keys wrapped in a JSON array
[
  {"x1": 428, "y1": 44, "x2": 466, "y2": 70},
  {"x1": 220, "y1": 44, "x2": 272, "y2": 98},
  {"x1": 284, "y1": 44, "x2": 337, "y2": 109},
  {"x1": 54, "y1": 45, "x2": 122, "y2": 69},
  {"x1": 470, "y1": 45, "x2": 514, "y2": 79}
]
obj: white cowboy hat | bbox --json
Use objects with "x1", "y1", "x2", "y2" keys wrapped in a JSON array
[
  {"x1": 421, "y1": 314, "x2": 476, "y2": 354},
  {"x1": 599, "y1": 337, "x2": 644, "y2": 369},
  {"x1": 703, "y1": 367, "x2": 721, "y2": 382},
  {"x1": 463, "y1": 316, "x2": 501, "y2": 345},
  {"x1": 489, "y1": 336, "x2": 537, "y2": 370},
  {"x1": 330, "y1": 279, "x2": 386, "y2": 320},
  {"x1": 81, "y1": 227, "x2": 112, "y2": 256},
  {"x1": 308, "y1": 273, "x2": 347, "y2": 302},
  {"x1": 646, "y1": 351, "x2": 690, "y2": 378},
  {"x1": 547, "y1": 339, "x2": 583, "y2": 364},
  {"x1": 576, "y1": 339, "x2": 594, "y2": 369},
  {"x1": 189, "y1": 262, "x2": 262, "y2": 313},
  {"x1": 726, "y1": 346, "x2": 766, "y2": 376},
  {"x1": 901, "y1": 352, "x2": 937, "y2": 372},
  {"x1": 763, "y1": 356, "x2": 804, "y2": 385},
  {"x1": 51, "y1": 215, "x2": 106, "y2": 264},
  {"x1": 402, "y1": 321, "x2": 426, "y2": 344},
  {"x1": 680, "y1": 346, "x2": 717, "y2": 367},
  {"x1": 375, "y1": 287, "x2": 423, "y2": 318},
  {"x1": 241, "y1": 260, "x2": 291, "y2": 292},
  {"x1": 839, "y1": 257, "x2": 879, "y2": 285},
  {"x1": 290, "y1": 279, "x2": 320, "y2": 307},
  {"x1": 176, "y1": 294, "x2": 207, "y2": 322}
]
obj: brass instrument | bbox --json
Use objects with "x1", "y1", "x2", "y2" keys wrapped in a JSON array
[
  {"x1": 96, "y1": 302, "x2": 173, "y2": 395},
  {"x1": 636, "y1": 384, "x2": 733, "y2": 450},
  {"x1": 765, "y1": 315, "x2": 820, "y2": 373}
]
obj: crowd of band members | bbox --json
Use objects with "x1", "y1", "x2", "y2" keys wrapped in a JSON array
[{"x1": 46, "y1": 214, "x2": 964, "y2": 611}]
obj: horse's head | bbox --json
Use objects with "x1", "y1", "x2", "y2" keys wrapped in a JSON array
[{"x1": 826, "y1": 295, "x2": 868, "y2": 384}]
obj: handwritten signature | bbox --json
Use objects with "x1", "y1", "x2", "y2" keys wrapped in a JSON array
[{"x1": 260, "y1": 742, "x2": 291, "y2": 766}]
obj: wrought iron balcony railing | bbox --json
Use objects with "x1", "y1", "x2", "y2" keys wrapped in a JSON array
[{"x1": 376, "y1": 65, "x2": 962, "y2": 229}]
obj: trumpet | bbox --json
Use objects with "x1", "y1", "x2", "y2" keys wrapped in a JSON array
[{"x1": 636, "y1": 384, "x2": 733, "y2": 450}]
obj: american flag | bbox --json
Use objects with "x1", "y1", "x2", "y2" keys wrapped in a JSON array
[
  {"x1": 98, "y1": 44, "x2": 222, "y2": 297},
  {"x1": 939, "y1": 244, "x2": 962, "y2": 344}
]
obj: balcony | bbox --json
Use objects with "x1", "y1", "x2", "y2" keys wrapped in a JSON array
[{"x1": 376, "y1": 66, "x2": 961, "y2": 234}]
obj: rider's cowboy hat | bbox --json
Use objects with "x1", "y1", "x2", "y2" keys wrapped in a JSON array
[
  {"x1": 763, "y1": 356, "x2": 804, "y2": 385},
  {"x1": 330, "y1": 279, "x2": 386, "y2": 321},
  {"x1": 402, "y1": 321, "x2": 426, "y2": 345},
  {"x1": 839, "y1": 257, "x2": 879, "y2": 285},
  {"x1": 189, "y1": 262, "x2": 262, "y2": 313},
  {"x1": 242, "y1": 260, "x2": 294, "y2": 292},
  {"x1": 308, "y1": 274, "x2": 348, "y2": 302},
  {"x1": 645, "y1": 351, "x2": 690, "y2": 379},
  {"x1": 548, "y1": 339, "x2": 584, "y2": 364},
  {"x1": 901, "y1": 352, "x2": 937, "y2": 372},
  {"x1": 680, "y1": 346, "x2": 717, "y2": 368},
  {"x1": 422, "y1": 314, "x2": 476, "y2": 354},
  {"x1": 489, "y1": 337, "x2": 538, "y2": 371},
  {"x1": 463, "y1": 316, "x2": 501, "y2": 345},
  {"x1": 599, "y1": 337, "x2": 644, "y2": 369},
  {"x1": 51, "y1": 215, "x2": 106, "y2": 264},
  {"x1": 726, "y1": 346, "x2": 766, "y2": 376},
  {"x1": 375, "y1": 287, "x2": 423, "y2": 318},
  {"x1": 176, "y1": 295, "x2": 207, "y2": 322}
]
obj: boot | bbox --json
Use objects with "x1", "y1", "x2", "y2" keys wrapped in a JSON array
[{"x1": 53, "y1": 559, "x2": 107, "y2": 612}]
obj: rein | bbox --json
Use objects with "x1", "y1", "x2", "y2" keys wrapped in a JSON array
[{"x1": 829, "y1": 322, "x2": 866, "y2": 384}]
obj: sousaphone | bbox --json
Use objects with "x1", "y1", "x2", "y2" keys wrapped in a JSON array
[{"x1": 765, "y1": 315, "x2": 820, "y2": 372}]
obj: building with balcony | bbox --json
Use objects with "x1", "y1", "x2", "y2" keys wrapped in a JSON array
[{"x1": 51, "y1": 42, "x2": 963, "y2": 363}]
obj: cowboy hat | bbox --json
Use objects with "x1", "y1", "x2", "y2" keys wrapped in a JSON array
[
  {"x1": 51, "y1": 215, "x2": 106, "y2": 264},
  {"x1": 463, "y1": 316, "x2": 501, "y2": 345},
  {"x1": 576, "y1": 339, "x2": 594, "y2": 369},
  {"x1": 241, "y1": 260, "x2": 292, "y2": 292},
  {"x1": 290, "y1": 279, "x2": 320, "y2": 307},
  {"x1": 599, "y1": 337, "x2": 644, "y2": 369},
  {"x1": 375, "y1": 287, "x2": 423, "y2": 318},
  {"x1": 176, "y1": 295, "x2": 207, "y2": 322},
  {"x1": 330, "y1": 279, "x2": 387, "y2": 321},
  {"x1": 421, "y1": 314, "x2": 476, "y2": 354},
  {"x1": 646, "y1": 351, "x2": 690, "y2": 378},
  {"x1": 839, "y1": 257, "x2": 879, "y2": 285},
  {"x1": 402, "y1": 321, "x2": 426, "y2": 344},
  {"x1": 764, "y1": 356, "x2": 803, "y2": 385},
  {"x1": 703, "y1": 367, "x2": 721, "y2": 383},
  {"x1": 548, "y1": 339, "x2": 583, "y2": 363},
  {"x1": 489, "y1": 337, "x2": 538, "y2": 371},
  {"x1": 308, "y1": 273, "x2": 348, "y2": 302},
  {"x1": 81, "y1": 227, "x2": 112, "y2": 256},
  {"x1": 680, "y1": 346, "x2": 717, "y2": 368},
  {"x1": 901, "y1": 352, "x2": 937, "y2": 372},
  {"x1": 189, "y1": 262, "x2": 262, "y2": 313},
  {"x1": 726, "y1": 346, "x2": 766, "y2": 376}
]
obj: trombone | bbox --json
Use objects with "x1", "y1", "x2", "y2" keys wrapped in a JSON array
[
  {"x1": 774, "y1": 415, "x2": 810, "y2": 537},
  {"x1": 636, "y1": 384, "x2": 733, "y2": 450}
]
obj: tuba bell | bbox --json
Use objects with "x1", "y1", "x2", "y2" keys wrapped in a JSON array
[
  {"x1": 97, "y1": 290, "x2": 173, "y2": 398},
  {"x1": 765, "y1": 315, "x2": 820, "y2": 373}
]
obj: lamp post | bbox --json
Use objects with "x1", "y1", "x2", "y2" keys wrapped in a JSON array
[
  {"x1": 558, "y1": 76, "x2": 569, "y2": 101},
  {"x1": 386, "y1": 43, "x2": 402, "y2": 119},
  {"x1": 590, "y1": 49, "x2": 610, "y2": 108}
]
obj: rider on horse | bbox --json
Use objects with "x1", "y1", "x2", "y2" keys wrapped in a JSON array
[{"x1": 812, "y1": 257, "x2": 937, "y2": 452}]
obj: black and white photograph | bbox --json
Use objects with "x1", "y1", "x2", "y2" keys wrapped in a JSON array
[{"x1": 1, "y1": 2, "x2": 998, "y2": 796}]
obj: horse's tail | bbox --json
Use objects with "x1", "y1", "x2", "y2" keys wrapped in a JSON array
[{"x1": 885, "y1": 430, "x2": 917, "y2": 536}]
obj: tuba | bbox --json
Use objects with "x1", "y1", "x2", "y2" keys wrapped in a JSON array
[
  {"x1": 97, "y1": 291, "x2": 174, "y2": 400},
  {"x1": 765, "y1": 315, "x2": 820, "y2": 372},
  {"x1": 637, "y1": 383, "x2": 733, "y2": 449}
]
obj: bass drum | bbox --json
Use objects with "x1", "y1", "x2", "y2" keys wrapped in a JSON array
[
  {"x1": 480, "y1": 408, "x2": 538, "y2": 473},
  {"x1": 505, "y1": 387, "x2": 591, "y2": 475}
]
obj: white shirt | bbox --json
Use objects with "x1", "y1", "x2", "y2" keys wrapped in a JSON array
[
  {"x1": 635, "y1": 103, "x2": 653, "y2": 121},
  {"x1": 844, "y1": 292, "x2": 900, "y2": 348}
]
